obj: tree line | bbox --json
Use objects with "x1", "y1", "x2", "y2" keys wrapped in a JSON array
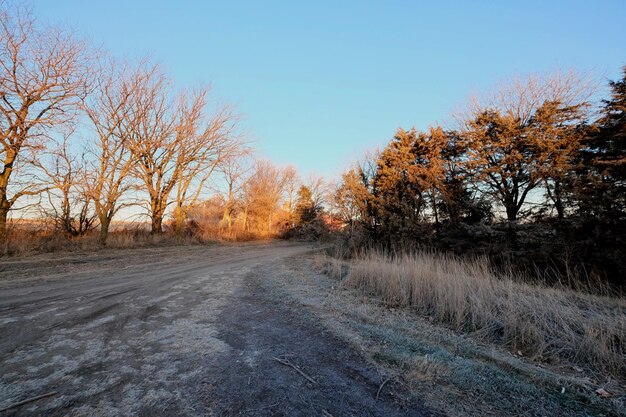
[
  {"x1": 0, "y1": 4, "x2": 329, "y2": 249},
  {"x1": 186, "y1": 160, "x2": 328, "y2": 240},
  {"x1": 333, "y1": 70, "x2": 626, "y2": 287}
]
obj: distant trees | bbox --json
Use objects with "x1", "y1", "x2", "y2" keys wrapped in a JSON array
[
  {"x1": 0, "y1": 4, "x2": 89, "y2": 244},
  {"x1": 184, "y1": 159, "x2": 327, "y2": 239},
  {"x1": 241, "y1": 160, "x2": 288, "y2": 233}
]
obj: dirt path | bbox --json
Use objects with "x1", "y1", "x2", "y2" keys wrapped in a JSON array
[{"x1": 0, "y1": 243, "x2": 432, "y2": 416}]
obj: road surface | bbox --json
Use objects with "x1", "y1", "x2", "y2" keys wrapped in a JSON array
[{"x1": 0, "y1": 243, "x2": 430, "y2": 416}]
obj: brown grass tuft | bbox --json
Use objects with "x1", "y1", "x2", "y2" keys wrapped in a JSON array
[{"x1": 343, "y1": 250, "x2": 626, "y2": 377}]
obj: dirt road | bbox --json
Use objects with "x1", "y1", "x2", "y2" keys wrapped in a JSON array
[{"x1": 0, "y1": 243, "x2": 431, "y2": 416}]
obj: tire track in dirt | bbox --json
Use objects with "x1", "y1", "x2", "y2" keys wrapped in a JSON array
[
  {"x1": 0, "y1": 243, "x2": 316, "y2": 415},
  {"x1": 202, "y1": 266, "x2": 437, "y2": 417}
]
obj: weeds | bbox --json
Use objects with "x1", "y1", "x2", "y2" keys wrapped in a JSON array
[
  {"x1": 339, "y1": 250, "x2": 626, "y2": 378},
  {"x1": 1, "y1": 222, "x2": 278, "y2": 256}
]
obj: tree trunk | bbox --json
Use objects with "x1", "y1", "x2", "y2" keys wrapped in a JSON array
[
  {"x1": 431, "y1": 191, "x2": 440, "y2": 231},
  {"x1": 98, "y1": 216, "x2": 110, "y2": 246},
  {"x1": 222, "y1": 210, "x2": 232, "y2": 235},
  {"x1": 151, "y1": 215, "x2": 163, "y2": 235},
  {"x1": 554, "y1": 181, "x2": 565, "y2": 219},
  {"x1": 0, "y1": 205, "x2": 8, "y2": 250},
  {"x1": 222, "y1": 201, "x2": 233, "y2": 235},
  {"x1": 0, "y1": 157, "x2": 14, "y2": 247},
  {"x1": 150, "y1": 197, "x2": 166, "y2": 234},
  {"x1": 173, "y1": 204, "x2": 185, "y2": 236},
  {"x1": 61, "y1": 193, "x2": 73, "y2": 236},
  {"x1": 555, "y1": 199, "x2": 564, "y2": 219},
  {"x1": 505, "y1": 199, "x2": 518, "y2": 222}
]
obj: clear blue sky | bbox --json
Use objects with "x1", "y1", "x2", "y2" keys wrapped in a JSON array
[{"x1": 36, "y1": 0, "x2": 626, "y2": 179}]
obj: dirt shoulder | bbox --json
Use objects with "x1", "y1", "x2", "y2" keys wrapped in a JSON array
[{"x1": 259, "y1": 255, "x2": 625, "y2": 417}]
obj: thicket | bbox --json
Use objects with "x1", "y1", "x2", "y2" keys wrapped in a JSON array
[{"x1": 332, "y1": 70, "x2": 626, "y2": 290}]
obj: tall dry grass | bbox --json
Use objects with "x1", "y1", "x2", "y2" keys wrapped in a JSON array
[
  {"x1": 2, "y1": 223, "x2": 279, "y2": 256},
  {"x1": 343, "y1": 250, "x2": 626, "y2": 377}
]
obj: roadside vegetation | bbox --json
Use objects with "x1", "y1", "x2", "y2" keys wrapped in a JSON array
[
  {"x1": 331, "y1": 68, "x2": 626, "y2": 292},
  {"x1": 320, "y1": 67, "x2": 626, "y2": 385},
  {"x1": 319, "y1": 250, "x2": 626, "y2": 379}
]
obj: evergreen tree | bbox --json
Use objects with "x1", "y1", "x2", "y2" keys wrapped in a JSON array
[
  {"x1": 294, "y1": 185, "x2": 317, "y2": 225},
  {"x1": 371, "y1": 128, "x2": 424, "y2": 242},
  {"x1": 578, "y1": 68, "x2": 626, "y2": 218},
  {"x1": 530, "y1": 100, "x2": 588, "y2": 219},
  {"x1": 463, "y1": 110, "x2": 537, "y2": 221}
]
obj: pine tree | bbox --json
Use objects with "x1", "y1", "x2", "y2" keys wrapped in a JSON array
[
  {"x1": 371, "y1": 128, "x2": 423, "y2": 242},
  {"x1": 463, "y1": 110, "x2": 537, "y2": 221},
  {"x1": 578, "y1": 68, "x2": 626, "y2": 218},
  {"x1": 530, "y1": 100, "x2": 588, "y2": 219},
  {"x1": 294, "y1": 185, "x2": 317, "y2": 225}
]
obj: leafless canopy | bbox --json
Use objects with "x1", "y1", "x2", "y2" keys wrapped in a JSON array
[{"x1": 0, "y1": 3, "x2": 89, "y2": 240}]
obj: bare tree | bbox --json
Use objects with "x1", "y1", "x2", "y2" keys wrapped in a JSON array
[
  {"x1": 0, "y1": 4, "x2": 89, "y2": 243},
  {"x1": 241, "y1": 160, "x2": 287, "y2": 233},
  {"x1": 217, "y1": 155, "x2": 251, "y2": 235},
  {"x1": 82, "y1": 61, "x2": 140, "y2": 245},
  {"x1": 304, "y1": 174, "x2": 327, "y2": 212},
  {"x1": 123, "y1": 66, "x2": 175, "y2": 234},
  {"x1": 282, "y1": 165, "x2": 300, "y2": 224},
  {"x1": 170, "y1": 90, "x2": 243, "y2": 235},
  {"x1": 34, "y1": 130, "x2": 95, "y2": 236}
]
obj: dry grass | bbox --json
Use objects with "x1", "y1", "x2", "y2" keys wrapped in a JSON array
[
  {"x1": 342, "y1": 250, "x2": 626, "y2": 377},
  {"x1": 2, "y1": 223, "x2": 280, "y2": 256},
  {"x1": 313, "y1": 253, "x2": 347, "y2": 280}
]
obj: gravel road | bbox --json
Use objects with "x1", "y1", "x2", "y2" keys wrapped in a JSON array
[{"x1": 0, "y1": 243, "x2": 431, "y2": 416}]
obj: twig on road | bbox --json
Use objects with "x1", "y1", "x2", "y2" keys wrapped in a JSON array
[
  {"x1": 0, "y1": 391, "x2": 58, "y2": 412},
  {"x1": 376, "y1": 378, "x2": 393, "y2": 402},
  {"x1": 272, "y1": 356, "x2": 318, "y2": 386}
]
